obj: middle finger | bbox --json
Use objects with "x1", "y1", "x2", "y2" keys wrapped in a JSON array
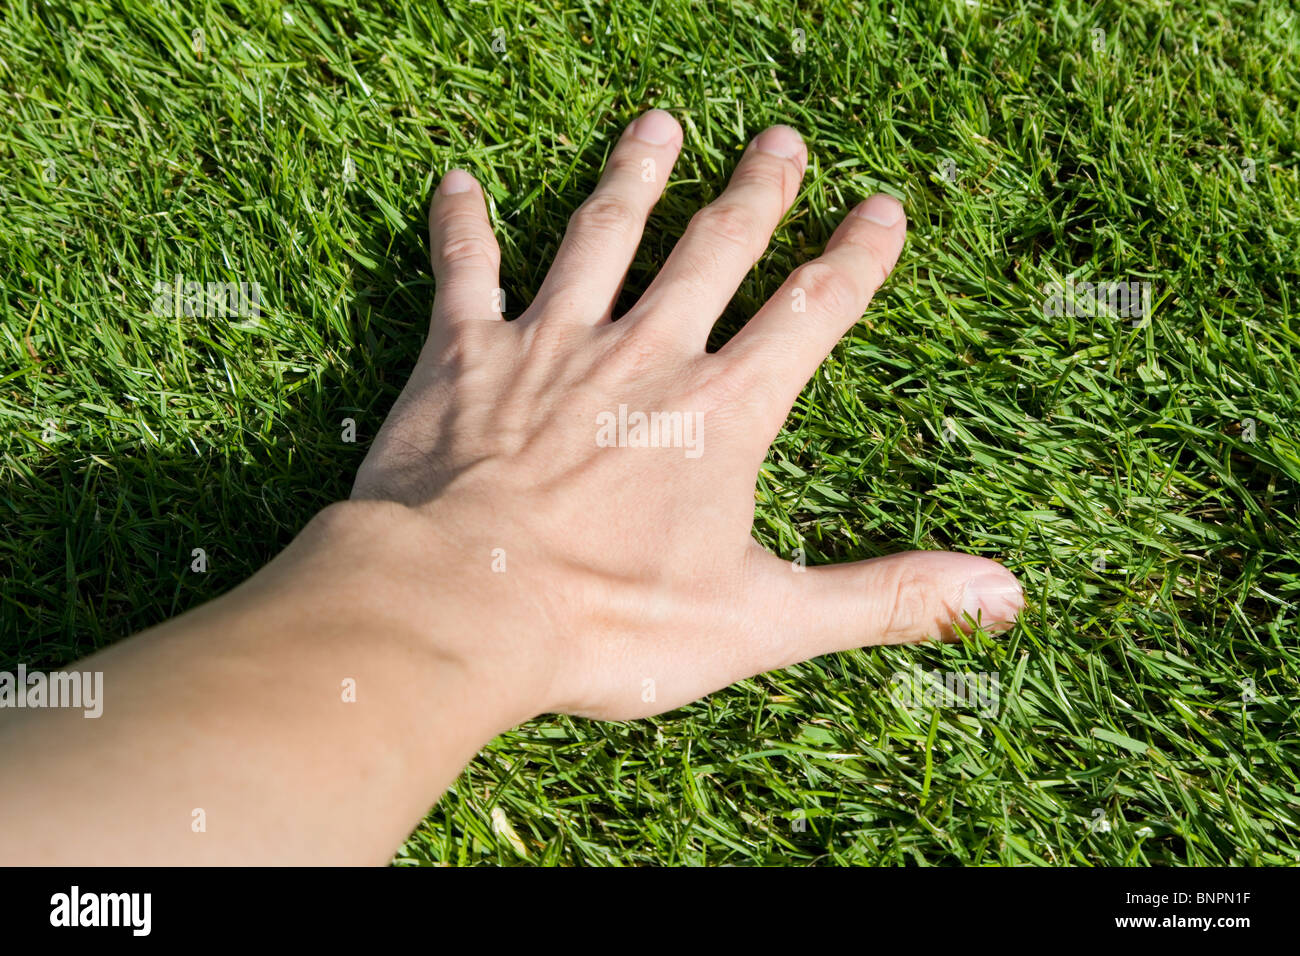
[{"x1": 625, "y1": 125, "x2": 807, "y2": 346}]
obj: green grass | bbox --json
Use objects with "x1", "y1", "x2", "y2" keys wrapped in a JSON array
[{"x1": 3, "y1": 0, "x2": 1299, "y2": 865}]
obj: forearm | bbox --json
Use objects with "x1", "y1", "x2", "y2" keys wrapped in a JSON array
[{"x1": 0, "y1": 501, "x2": 530, "y2": 865}]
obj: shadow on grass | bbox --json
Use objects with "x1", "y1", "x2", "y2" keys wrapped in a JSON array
[{"x1": 0, "y1": 202, "x2": 433, "y2": 672}]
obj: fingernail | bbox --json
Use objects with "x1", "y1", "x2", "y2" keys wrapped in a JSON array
[
  {"x1": 752, "y1": 125, "x2": 806, "y2": 168},
  {"x1": 960, "y1": 572, "x2": 1024, "y2": 634},
  {"x1": 631, "y1": 109, "x2": 678, "y2": 145},
  {"x1": 855, "y1": 193, "x2": 903, "y2": 227},
  {"x1": 440, "y1": 169, "x2": 475, "y2": 195}
]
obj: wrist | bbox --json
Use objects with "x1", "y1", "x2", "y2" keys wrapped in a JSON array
[{"x1": 281, "y1": 499, "x2": 553, "y2": 734}]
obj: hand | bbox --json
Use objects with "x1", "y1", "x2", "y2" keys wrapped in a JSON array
[{"x1": 349, "y1": 109, "x2": 1024, "y2": 721}]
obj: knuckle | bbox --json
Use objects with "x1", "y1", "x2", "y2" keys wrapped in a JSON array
[
  {"x1": 436, "y1": 228, "x2": 499, "y2": 269},
  {"x1": 690, "y1": 202, "x2": 756, "y2": 251},
  {"x1": 880, "y1": 557, "x2": 936, "y2": 640},
  {"x1": 606, "y1": 149, "x2": 652, "y2": 180},
  {"x1": 607, "y1": 323, "x2": 672, "y2": 376},
  {"x1": 568, "y1": 193, "x2": 641, "y2": 240},
  {"x1": 521, "y1": 315, "x2": 582, "y2": 359},
  {"x1": 737, "y1": 154, "x2": 794, "y2": 193},
  {"x1": 433, "y1": 315, "x2": 492, "y2": 356},
  {"x1": 790, "y1": 260, "x2": 860, "y2": 316},
  {"x1": 694, "y1": 363, "x2": 750, "y2": 414}
]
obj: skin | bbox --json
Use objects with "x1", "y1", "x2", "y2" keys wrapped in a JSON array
[{"x1": 0, "y1": 110, "x2": 1023, "y2": 865}]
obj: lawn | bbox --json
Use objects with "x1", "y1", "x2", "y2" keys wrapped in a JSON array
[{"x1": 2, "y1": 0, "x2": 1298, "y2": 865}]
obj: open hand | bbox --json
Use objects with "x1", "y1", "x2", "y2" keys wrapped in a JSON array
[{"x1": 351, "y1": 109, "x2": 1024, "y2": 720}]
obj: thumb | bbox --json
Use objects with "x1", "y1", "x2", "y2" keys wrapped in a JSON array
[{"x1": 752, "y1": 549, "x2": 1024, "y2": 670}]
